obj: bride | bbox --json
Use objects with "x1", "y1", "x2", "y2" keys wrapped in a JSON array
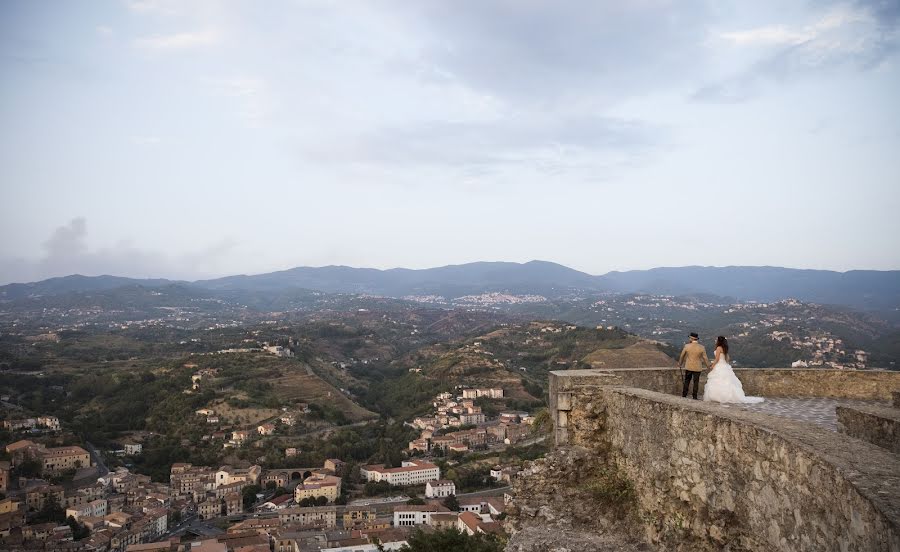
[{"x1": 703, "y1": 336, "x2": 764, "y2": 404}]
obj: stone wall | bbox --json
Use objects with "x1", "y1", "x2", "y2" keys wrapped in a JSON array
[
  {"x1": 548, "y1": 369, "x2": 900, "y2": 552},
  {"x1": 837, "y1": 404, "x2": 900, "y2": 454},
  {"x1": 553, "y1": 367, "x2": 900, "y2": 404}
]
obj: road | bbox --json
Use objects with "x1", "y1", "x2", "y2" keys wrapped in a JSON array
[{"x1": 84, "y1": 441, "x2": 109, "y2": 477}]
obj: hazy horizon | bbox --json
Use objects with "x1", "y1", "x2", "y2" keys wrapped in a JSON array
[
  {"x1": 3, "y1": 256, "x2": 899, "y2": 287},
  {"x1": 2, "y1": 1, "x2": 899, "y2": 284}
]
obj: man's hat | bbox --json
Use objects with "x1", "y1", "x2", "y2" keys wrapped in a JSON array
[{"x1": 689, "y1": 332, "x2": 699, "y2": 339}]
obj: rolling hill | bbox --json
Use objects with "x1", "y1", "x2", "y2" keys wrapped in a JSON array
[{"x1": 2, "y1": 261, "x2": 898, "y2": 315}]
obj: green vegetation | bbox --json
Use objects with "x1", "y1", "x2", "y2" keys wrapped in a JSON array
[{"x1": 393, "y1": 528, "x2": 505, "y2": 552}]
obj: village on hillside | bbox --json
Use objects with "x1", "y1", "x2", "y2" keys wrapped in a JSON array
[{"x1": 0, "y1": 378, "x2": 524, "y2": 552}]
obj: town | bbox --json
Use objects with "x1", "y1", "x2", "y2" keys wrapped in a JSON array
[{"x1": 0, "y1": 384, "x2": 520, "y2": 552}]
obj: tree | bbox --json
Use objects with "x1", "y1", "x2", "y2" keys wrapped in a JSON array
[
  {"x1": 397, "y1": 527, "x2": 504, "y2": 552},
  {"x1": 242, "y1": 484, "x2": 262, "y2": 509},
  {"x1": 442, "y1": 494, "x2": 459, "y2": 512},
  {"x1": 406, "y1": 497, "x2": 425, "y2": 505},
  {"x1": 315, "y1": 495, "x2": 328, "y2": 506},
  {"x1": 66, "y1": 515, "x2": 90, "y2": 540},
  {"x1": 299, "y1": 497, "x2": 313, "y2": 507},
  {"x1": 14, "y1": 459, "x2": 41, "y2": 479}
]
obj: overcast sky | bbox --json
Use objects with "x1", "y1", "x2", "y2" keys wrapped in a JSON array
[{"x1": 1, "y1": 0, "x2": 899, "y2": 284}]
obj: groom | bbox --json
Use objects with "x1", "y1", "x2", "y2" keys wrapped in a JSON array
[{"x1": 679, "y1": 332, "x2": 710, "y2": 400}]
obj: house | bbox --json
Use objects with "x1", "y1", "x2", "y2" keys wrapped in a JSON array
[
  {"x1": 360, "y1": 460, "x2": 439, "y2": 486},
  {"x1": 224, "y1": 492, "x2": 242, "y2": 516},
  {"x1": 393, "y1": 502, "x2": 451, "y2": 527},
  {"x1": 38, "y1": 445, "x2": 92, "y2": 475},
  {"x1": 457, "y1": 511, "x2": 482, "y2": 535},
  {"x1": 460, "y1": 412, "x2": 486, "y2": 425},
  {"x1": 280, "y1": 414, "x2": 296, "y2": 426},
  {"x1": 196, "y1": 409, "x2": 215, "y2": 416},
  {"x1": 342, "y1": 507, "x2": 376, "y2": 528},
  {"x1": 324, "y1": 459, "x2": 345, "y2": 474},
  {"x1": 285, "y1": 447, "x2": 299, "y2": 458},
  {"x1": 3, "y1": 418, "x2": 36, "y2": 431},
  {"x1": 25, "y1": 485, "x2": 64, "y2": 511},
  {"x1": 198, "y1": 498, "x2": 222, "y2": 520},
  {"x1": 37, "y1": 416, "x2": 61, "y2": 431},
  {"x1": 216, "y1": 465, "x2": 262, "y2": 487},
  {"x1": 124, "y1": 443, "x2": 143, "y2": 456},
  {"x1": 257, "y1": 423, "x2": 276, "y2": 436},
  {"x1": 66, "y1": 499, "x2": 107, "y2": 521},
  {"x1": 408, "y1": 439, "x2": 429, "y2": 452},
  {"x1": 295, "y1": 474, "x2": 341, "y2": 503},
  {"x1": 260, "y1": 494, "x2": 293, "y2": 510},
  {"x1": 425, "y1": 480, "x2": 456, "y2": 499},
  {"x1": 232, "y1": 430, "x2": 252, "y2": 442},
  {"x1": 278, "y1": 505, "x2": 337, "y2": 528}
]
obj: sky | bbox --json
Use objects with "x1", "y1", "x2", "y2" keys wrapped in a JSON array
[{"x1": 1, "y1": 0, "x2": 899, "y2": 284}]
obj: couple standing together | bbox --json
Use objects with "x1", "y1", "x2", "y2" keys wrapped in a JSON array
[{"x1": 678, "y1": 333, "x2": 764, "y2": 404}]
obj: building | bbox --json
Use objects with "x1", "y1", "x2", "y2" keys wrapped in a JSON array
[
  {"x1": 37, "y1": 416, "x2": 61, "y2": 431},
  {"x1": 460, "y1": 412, "x2": 486, "y2": 425},
  {"x1": 124, "y1": 443, "x2": 143, "y2": 456},
  {"x1": 257, "y1": 423, "x2": 276, "y2": 436},
  {"x1": 285, "y1": 448, "x2": 299, "y2": 458},
  {"x1": 224, "y1": 492, "x2": 242, "y2": 516},
  {"x1": 324, "y1": 459, "x2": 345, "y2": 474},
  {"x1": 342, "y1": 507, "x2": 376, "y2": 529},
  {"x1": 295, "y1": 474, "x2": 341, "y2": 504},
  {"x1": 278, "y1": 506, "x2": 337, "y2": 528},
  {"x1": 66, "y1": 499, "x2": 108, "y2": 521},
  {"x1": 232, "y1": 430, "x2": 252, "y2": 443},
  {"x1": 461, "y1": 388, "x2": 504, "y2": 399},
  {"x1": 38, "y1": 445, "x2": 91, "y2": 475},
  {"x1": 25, "y1": 485, "x2": 64, "y2": 511},
  {"x1": 0, "y1": 461, "x2": 8, "y2": 493},
  {"x1": 457, "y1": 511, "x2": 482, "y2": 535},
  {"x1": 360, "y1": 460, "x2": 440, "y2": 486},
  {"x1": 425, "y1": 480, "x2": 456, "y2": 498},
  {"x1": 216, "y1": 465, "x2": 262, "y2": 487},
  {"x1": 393, "y1": 503, "x2": 450, "y2": 527},
  {"x1": 198, "y1": 498, "x2": 222, "y2": 520}
]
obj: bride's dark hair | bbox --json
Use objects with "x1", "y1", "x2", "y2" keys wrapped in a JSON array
[{"x1": 716, "y1": 336, "x2": 729, "y2": 358}]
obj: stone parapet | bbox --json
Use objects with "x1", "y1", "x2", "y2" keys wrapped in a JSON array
[
  {"x1": 548, "y1": 368, "x2": 900, "y2": 551},
  {"x1": 837, "y1": 404, "x2": 900, "y2": 454}
]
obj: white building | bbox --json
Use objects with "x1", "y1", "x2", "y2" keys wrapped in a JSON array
[
  {"x1": 360, "y1": 460, "x2": 440, "y2": 486},
  {"x1": 460, "y1": 413, "x2": 486, "y2": 425},
  {"x1": 425, "y1": 480, "x2": 456, "y2": 499},
  {"x1": 123, "y1": 443, "x2": 142, "y2": 456},
  {"x1": 393, "y1": 503, "x2": 448, "y2": 527}
]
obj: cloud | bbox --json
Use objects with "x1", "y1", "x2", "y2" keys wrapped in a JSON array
[
  {"x1": 303, "y1": 115, "x2": 662, "y2": 174},
  {"x1": 96, "y1": 25, "x2": 113, "y2": 37},
  {"x1": 205, "y1": 76, "x2": 271, "y2": 127},
  {"x1": 696, "y1": 4, "x2": 899, "y2": 102},
  {"x1": 395, "y1": 1, "x2": 713, "y2": 106},
  {"x1": 134, "y1": 29, "x2": 220, "y2": 51},
  {"x1": 0, "y1": 218, "x2": 237, "y2": 284}
]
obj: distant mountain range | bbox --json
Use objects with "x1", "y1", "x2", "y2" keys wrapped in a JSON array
[{"x1": 1, "y1": 261, "x2": 898, "y2": 315}]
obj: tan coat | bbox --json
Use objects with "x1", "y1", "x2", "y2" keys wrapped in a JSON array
[{"x1": 679, "y1": 341, "x2": 710, "y2": 372}]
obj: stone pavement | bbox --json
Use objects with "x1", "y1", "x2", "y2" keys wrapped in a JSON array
[{"x1": 718, "y1": 397, "x2": 890, "y2": 432}]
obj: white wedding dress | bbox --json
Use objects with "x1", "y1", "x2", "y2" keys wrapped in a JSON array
[{"x1": 703, "y1": 358, "x2": 764, "y2": 404}]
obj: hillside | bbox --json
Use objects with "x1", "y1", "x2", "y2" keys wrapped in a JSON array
[
  {"x1": 4, "y1": 261, "x2": 898, "y2": 316},
  {"x1": 401, "y1": 322, "x2": 675, "y2": 402}
]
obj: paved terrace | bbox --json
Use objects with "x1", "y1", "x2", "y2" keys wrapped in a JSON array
[{"x1": 725, "y1": 397, "x2": 890, "y2": 431}]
